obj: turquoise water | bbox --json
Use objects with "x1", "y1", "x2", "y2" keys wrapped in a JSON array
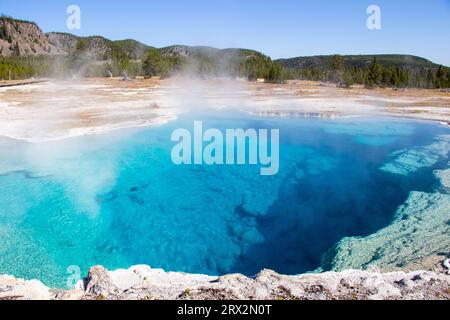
[{"x1": 0, "y1": 113, "x2": 449, "y2": 288}]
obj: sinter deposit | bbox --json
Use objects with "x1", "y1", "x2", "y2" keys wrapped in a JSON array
[{"x1": 1, "y1": 265, "x2": 449, "y2": 300}]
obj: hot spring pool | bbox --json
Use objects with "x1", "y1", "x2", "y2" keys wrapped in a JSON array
[{"x1": 0, "y1": 114, "x2": 449, "y2": 288}]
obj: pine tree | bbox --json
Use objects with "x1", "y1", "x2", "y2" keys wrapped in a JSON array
[
  {"x1": 330, "y1": 54, "x2": 344, "y2": 84},
  {"x1": 436, "y1": 65, "x2": 446, "y2": 88},
  {"x1": 366, "y1": 57, "x2": 383, "y2": 87},
  {"x1": 143, "y1": 49, "x2": 172, "y2": 78},
  {"x1": 265, "y1": 62, "x2": 285, "y2": 84}
]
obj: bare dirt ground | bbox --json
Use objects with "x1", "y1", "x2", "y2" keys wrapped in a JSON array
[
  {"x1": 0, "y1": 77, "x2": 449, "y2": 142},
  {"x1": 247, "y1": 80, "x2": 450, "y2": 123},
  {"x1": 0, "y1": 77, "x2": 174, "y2": 142}
]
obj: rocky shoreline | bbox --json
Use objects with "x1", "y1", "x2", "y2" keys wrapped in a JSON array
[{"x1": 1, "y1": 264, "x2": 449, "y2": 300}]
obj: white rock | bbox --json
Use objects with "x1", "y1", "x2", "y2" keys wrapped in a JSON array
[{"x1": 0, "y1": 275, "x2": 51, "y2": 300}]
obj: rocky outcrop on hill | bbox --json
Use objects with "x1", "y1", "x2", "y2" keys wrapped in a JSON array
[
  {"x1": 47, "y1": 32, "x2": 116, "y2": 59},
  {"x1": 1, "y1": 264, "x2": 449, "y2": 300},
  {"x1": 0, "y1": 18, "x2": 149, "y2": 59},
  {"x1": 0, "y1": 17, "x2": 61, "y2": 56},
  {"x1": 46, "y1": 32, "x2": 80, "y2": 55}
]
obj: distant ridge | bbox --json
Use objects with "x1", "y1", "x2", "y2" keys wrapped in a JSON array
[
  {"x1": 46, "y1": 32, "x2": 152, "y2": 60},
  {"x1": 1, "y1": 15, "x2": 449, "y2": 87},
  {"x1": 276, "y1": 54, "x2": 445, "y2": 72},
  {"x1": 1, "y1": 16, "x2": 266, "y2": 62},
  {"x1": 1, "y1": 16, "x2": 446, "y2": 69}
]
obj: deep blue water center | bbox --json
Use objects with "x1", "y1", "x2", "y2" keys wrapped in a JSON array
[{"x1": 0, "y1": 114, "x2": 449, "y2": 288}]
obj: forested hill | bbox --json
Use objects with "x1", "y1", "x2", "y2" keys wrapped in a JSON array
[
  {"x1": 277, "y1": 55, "x2": 441, "y2": 71},
  {"x1": 46, "y1": 32, "x2": 153, "y2": 60},
  {"x1": 277, "y1": 54, "x2": 449, "y2": 88},
  {"x1": 0, "y1": 15, "x2": 281, "y2": 81},
  {"x1": 1, "y1": 15, "x2": 449, "y2": 88}
]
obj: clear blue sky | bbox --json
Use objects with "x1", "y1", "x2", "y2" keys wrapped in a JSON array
[{"x1": 1, "y1": 0, "x2": 449, "y2": 65}]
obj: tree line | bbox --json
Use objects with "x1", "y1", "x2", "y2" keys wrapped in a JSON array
[
  {"x1": 142, "y1": 48, "x2": 285, "y2": 82},
  {"x1": 285, "y1": 55, "x2": 450, "y2": 89},
  {"x1": 1, "y1": 49, "x2": 448, "y2": 89}
]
